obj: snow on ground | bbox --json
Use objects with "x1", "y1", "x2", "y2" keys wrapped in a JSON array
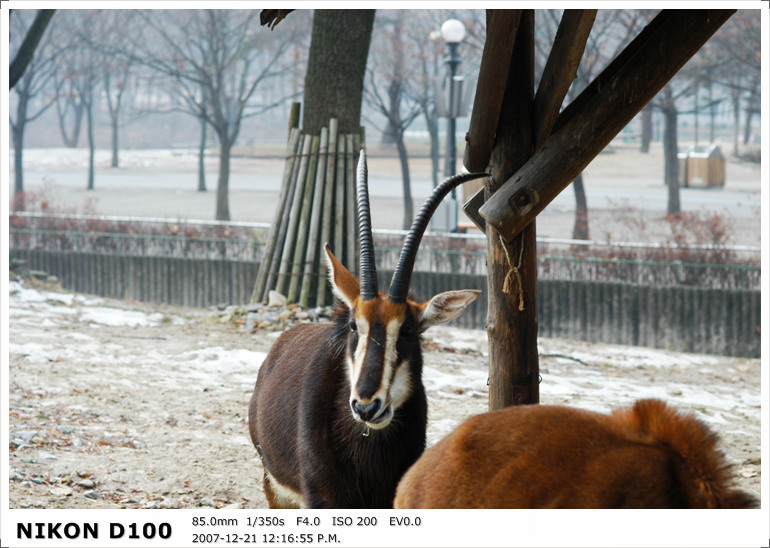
[{"x1": 6, "y1": 280, "x2": 762, "y2": 508}]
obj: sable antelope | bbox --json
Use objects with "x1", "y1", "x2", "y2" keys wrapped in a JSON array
[
  {"x1": 248, "y1": 150, "x2": 486, "y2": 508},
  {"x1": 395, "y1": 399, "x2": 757, "y2": 509}
]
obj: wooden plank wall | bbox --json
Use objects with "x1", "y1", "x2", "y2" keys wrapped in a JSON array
[{"x1": 12, "y1": 248, "x2": 760, "y2": 358}]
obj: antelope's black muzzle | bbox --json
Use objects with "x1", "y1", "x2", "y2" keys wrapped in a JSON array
[{"x1": 352, "y1": 399, "x2": 381, "y2": 422}]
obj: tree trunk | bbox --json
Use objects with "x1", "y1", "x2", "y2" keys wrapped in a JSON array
[
  {"x1": 395, "y1": 130, "x2": 413, "y2": 230},
  {"x1": 380, "y1": 119, "x2": 396, "y2": 145},
  {"x1": 742, "y1": 105, "x2": 752, "y2": 145},
  {"x1": 12, "y1": 89, "x2": 28, "y2": 210},
  {"x1": 486, "y1": 10, "x2": 539, "y2": 410},
  {"x1": 86, "y1": 97, "x2": 95, "y2": 191},
  {"x1": 302, "y1": 10, "x2": 374, "y2": 135},
  {"x1": 731, "y1": 88, "x2": 741, "y2": 157},
  {"x1": 663, "y1": 87, "x2": 680, "y2": 217},
  {"x1": 571, "y1": 172, "x2": 589, "y2": 240},
  {"x1": 707, "y1": 81, "x2": 715, "y2": 143},
  {"x1": 104, "y1": 71, "x2": 125, "y2": 169},
  {"x1": 110, "y1": 114, "x2": 119, "y2": 168},
  {"x1": 12, "y1": 122, "x2": 25, "y2": 211},
  {"x1": 215, "y1": 137, "x2": 231, "y2": 221},
  {"x1": 198, "y1": 116, "x2": 207, "y2": 192},
  {"x1": 425, "y1": 107, "x2": 440, "y2": 189},
  {"x1": 640, "y1": 104, "x2": 652, "y2": 153},
  {"x1": 56, "y1": 98, "x2": 83, "y2": 148},
  {"x1": 693, "y1": 80, "x2": 699, "y2": 145},
  {"x1": 742, "y1": 81, "x2": 758, "y2": 145}
]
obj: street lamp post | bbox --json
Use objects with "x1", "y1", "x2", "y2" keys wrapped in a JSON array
[
  {"x1": 439, "y1": 18, "x2": 466, "y2": 231},
  {"x1": 441, "y1": 19, "x2": 465, "y2": 179}
]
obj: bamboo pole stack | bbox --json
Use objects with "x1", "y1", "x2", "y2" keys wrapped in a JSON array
[{"x1": 251, "y1": 115, "x2": 363, "y2": 308}]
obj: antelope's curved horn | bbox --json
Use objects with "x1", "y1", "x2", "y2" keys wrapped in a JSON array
[
  {"x1": 356, "y1": 149, "x2": 378, "y2": 301},
  {"x1": 387, "y1": 172, "x2": 489, "y2": 304}
]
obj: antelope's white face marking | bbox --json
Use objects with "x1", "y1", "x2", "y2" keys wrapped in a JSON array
[
  {"x1": 384, "y1": 319, "x2": 412, "y2": 409},
  {"x1": 347, "y1": 314, "x2": 370, "y2": 385},
  {"x1": 347, "y1": 309, "x2": 413, "y2": 430}
]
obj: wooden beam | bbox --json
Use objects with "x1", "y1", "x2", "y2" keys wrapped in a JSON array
[
  {"x1": 461, "y1": 10, "x2": 521, "y2": 232},
  {"x1": 533, "y1": 9, "x2": 596, "y2": 148},
  {"x1": 486, "y1": 11, "x2": 538, "y2": 411},
  {"x1": 463, "y1": 9, "x2": 594, "y2": 231},
  {"x1": 465, "y1": 9, "x2": 663, "y2": 230},
  {"x1": 552, "y1": 10, "x2": 672, "y2": 135},
  {"x1": 463, "y1": 10, "x2": 521, "y2": 173},
  {"x1": 479, "y1": 9, "x2": 735, "y2": 242}
]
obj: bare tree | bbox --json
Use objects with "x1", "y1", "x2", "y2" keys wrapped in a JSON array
[
  {"x1": 365, "y1": 10, "x2": 423, "y2": 229},
  {"x1": 405, "y1": 9, "x2": 475, "y2": 189},
  {"x1": 9, "y1": 10, "x2": 59, "y2": 210},
  {"x1": 648, "y1": 10, "x2": 756, "y2": 216},
  {"x1": 53, "y1": 68, "x2": 84, "y2": 148},
  {"x1": 709, "y1": 11, "x2": 761, "y2": 156},
  {"x1": 59, "y1": 11, "x2": 101, "y2": 191},
  {"x1": 42, "y1": 11, "x2": 102, "y2": 190},
  {"x1": 659, "y1": 84, "x2": 681, "y2": 216},
  {"x1": 135, "y1": 9, "x2": 296, "y2": 220},
  {"x1": 126, "y1": 68, "x2": 214, "y2": 192},
  {"x1": 538, "y1": 9, "x2": 653, "y2": 239},
  {"x1": 89, "y1": 10, "x2": 140, "y2": 168}
]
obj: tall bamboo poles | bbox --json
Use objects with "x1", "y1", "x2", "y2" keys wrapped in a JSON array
[{"x1": 251, "y1": 115, "x2": 363, "y2": 307}]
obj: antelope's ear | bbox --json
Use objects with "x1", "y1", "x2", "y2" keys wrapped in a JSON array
[
  {"x1": 418, "y1": 289, "x2": 481, "y2": 333},
  {"x1": 324, "y1": 243, "x2": 360, "y2": 309}
]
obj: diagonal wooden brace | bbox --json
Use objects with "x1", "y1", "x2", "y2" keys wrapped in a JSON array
[{"x1": 478, "y1": 9, "x2": 735, "y2": 243}]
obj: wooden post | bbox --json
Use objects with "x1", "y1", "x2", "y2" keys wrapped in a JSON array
[
  {"x1": 316, "y1": 119, "x2": 339, "y2": 306},
  {"x1": 485, "y1": 10, "x2": 539, "y2": 410},
  {"x1": 345, "y1": 134, "x2": 358, "y2": 275},
  {"x1": 463, "y1": 9, "x2": 521, "y2": 173},
  {"x1": 262, "y1": 146, "x2": 303, "y2": 301},
  {"x1": 288, "y1": 102, "x2": 301, "y2": 136},
  {"x1": 276, "y1": 135, "x2": 312, "y2": 296},
  {"x1": 251, "y1": 127, "x2": 301, "y2": 303},
  {"x1": 288, "y1": 136, "x2": 319, "y2": 303},
  {"x1": 333, "y1": 134, "x2": 346, "y2": 265},
  {"x1": 532, "y1": 9, "x2": 596, "y2": 148},
  {"x1": 300, "y1": 127, "x2": 329, "y2": 307},
  {"x1": 254, "y1": 115, "x2": 364, "y2": 303}
]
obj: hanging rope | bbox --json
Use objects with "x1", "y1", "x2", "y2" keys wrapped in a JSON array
[{"x1": 500, "y1": 234, "x2": 525, "y2": 311}]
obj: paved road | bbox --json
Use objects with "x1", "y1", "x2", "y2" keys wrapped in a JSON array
[{"x1": 10, "y1": 143, "x2": 762, "y2": 245}]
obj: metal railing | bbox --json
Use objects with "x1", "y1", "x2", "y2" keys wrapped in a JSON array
[
  {"x1": 9, "y1": 212, "x2": 760, "y2": 290},
  {"x1": 10, "y1": 228, "x2": 264, "y2": 262}
]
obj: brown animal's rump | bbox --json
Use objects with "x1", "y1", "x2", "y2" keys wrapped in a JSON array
[{"x1": 394, "y1": 399, "x2": 758, "y2": 509}]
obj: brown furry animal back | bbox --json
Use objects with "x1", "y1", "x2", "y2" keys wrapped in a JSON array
[
  {"x1": 609, "y1": 399, "x2": 757, "y2": 509},
  {"x1": 394, "y1": 399, "x2": 757, "y2": 509}
]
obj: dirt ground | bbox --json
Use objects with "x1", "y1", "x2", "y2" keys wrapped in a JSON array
[{"x1": 7, "y1": 278, "x2": 762, "y2": 509}]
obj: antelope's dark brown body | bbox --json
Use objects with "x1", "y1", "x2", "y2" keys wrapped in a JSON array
[{"x1": 249, "y1": 306, "x2": 427, "y2": 508}]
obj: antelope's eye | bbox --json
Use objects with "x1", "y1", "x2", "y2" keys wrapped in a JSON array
[{"x1": 349, "y1": 319, "x2": 357, "y2": 332}]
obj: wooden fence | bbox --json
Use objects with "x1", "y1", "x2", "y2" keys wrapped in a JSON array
[
  {"x1": 13, "y1": 249, "x2": 259, "y2": 308},
  {"x1": 11, "y1": 248, "x2": 760, "y2": 358}
]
